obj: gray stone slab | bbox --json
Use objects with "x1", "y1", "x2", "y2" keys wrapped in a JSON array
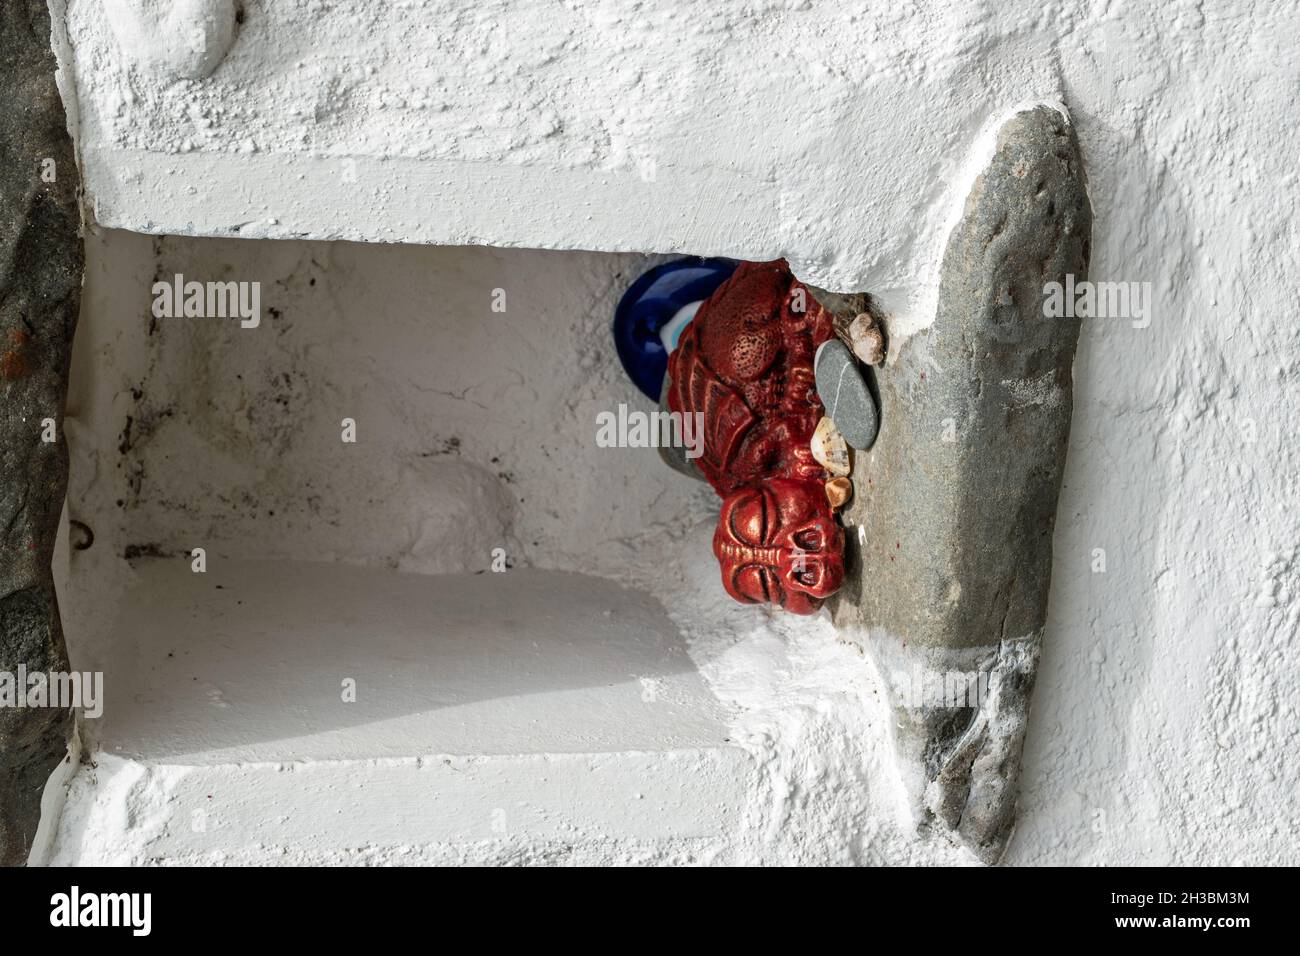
[
  {"x1": 0, "y1": 0, "x2": 83, "y2": 866},
  {"x1": 829, "y1": 106, "x2": 1092, "y2": 864}
]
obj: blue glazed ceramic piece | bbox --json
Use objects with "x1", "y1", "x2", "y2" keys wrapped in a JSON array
[{"x1": 613, "y1": 257, "x2": 739, "y2": 400}]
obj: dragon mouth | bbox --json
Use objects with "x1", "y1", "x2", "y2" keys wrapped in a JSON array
[{"x1": 714, "y1": 540, "x2": 783, "y2": 566}]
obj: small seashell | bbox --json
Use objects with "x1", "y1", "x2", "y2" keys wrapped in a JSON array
[
  {"x1": 825, "y1": 476, "x2": 853, "y2": 510},
  {"x1": 848, "y1": 313, "x2": 886, "y2": 366},
  {"x1": 811, "y1": 416, "x2": 851, "y2": 477}
]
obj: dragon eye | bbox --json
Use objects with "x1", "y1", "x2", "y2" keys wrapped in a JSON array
[{"x1": 793, "y1": 528, "x2": 822, "y2": 551}]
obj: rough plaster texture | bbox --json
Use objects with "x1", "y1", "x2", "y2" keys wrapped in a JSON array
[
  {"x1": 54, "y1": 1, "x2": 1292, "y2": 321},
  {"x1": 35, "y1": 0, "x2": 1300, "y2": 864}
]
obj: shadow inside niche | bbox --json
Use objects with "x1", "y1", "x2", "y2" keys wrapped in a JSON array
[{"x1": 98, "y1": 558, "x2": 718, "y2": 763}]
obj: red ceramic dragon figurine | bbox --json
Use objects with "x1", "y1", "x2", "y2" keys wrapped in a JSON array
[{"x1": 667, "y1": 260, "x2": 846, "y2": 615}]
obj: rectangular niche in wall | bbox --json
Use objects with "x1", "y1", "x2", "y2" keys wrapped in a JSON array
[{"x1": 50, "y1": 231, "x2": 751, "y2": 865}]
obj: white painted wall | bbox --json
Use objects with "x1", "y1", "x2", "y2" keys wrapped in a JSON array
[{"x1": 46, "y1": 0, "x2": 1300, "y2": 864}]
